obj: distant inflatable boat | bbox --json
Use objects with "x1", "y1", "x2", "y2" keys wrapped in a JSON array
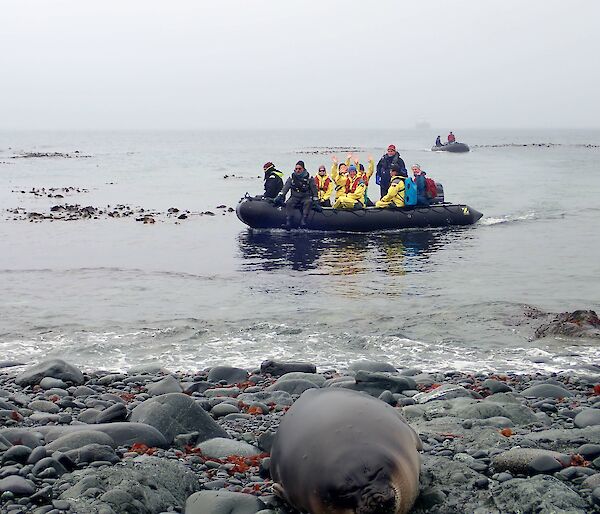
[
  {"x1": 236, "y1": 196, "x2": 482, "y2": 232},
  {"x1": 432, "y1": 142, "x2": 470, "y2": 153}
]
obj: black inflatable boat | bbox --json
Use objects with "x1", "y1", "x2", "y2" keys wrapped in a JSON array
[
  {"x1": 431, "y1": 142, "x2": 470, "y2": 153},
  {"x1": 236, "y1": 196, "x2": 483, "y2": 232}
]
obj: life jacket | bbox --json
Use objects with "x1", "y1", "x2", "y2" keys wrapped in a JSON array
[
  {"x1": 388, "y1": 175, "x2": 406, "y2": 205},
  {"x1": 345, "y1": 175, "x2": 364, "y2": 194},
  {"x1": 314, "y1": 175, "x2": 331, "y2": 192},
  {"x1": 291, "y1": 171, "x2": 311, "y2": 193},
  {"x1": 425, "y1": 177, "x2": 438, "y2": 199},
  {"x1": 448, "y1": 134, "x2": 456, "y2": 143},
  {"x1": 265, "y1": 168, "x2": 283, "y2": 181}
]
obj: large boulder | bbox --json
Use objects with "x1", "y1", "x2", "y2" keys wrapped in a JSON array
[
  {"x1": 130, "y1": 393, "x2": 229, "y2": 444},
  {"x1": 59, "y1": 455, "x2": 199, "y2": 513},
  {"x1": 15, "y1": 359, "x2": 84, "y2": 386}
]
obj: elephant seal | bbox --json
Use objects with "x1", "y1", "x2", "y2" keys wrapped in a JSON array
[{"x1": 270, "y1": 388, "x2": 421, "y2": 514}]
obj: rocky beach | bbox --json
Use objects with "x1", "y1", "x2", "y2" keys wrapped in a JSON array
[{"x1": 2, "y1": 356, "x2": 600, "y2": 514}]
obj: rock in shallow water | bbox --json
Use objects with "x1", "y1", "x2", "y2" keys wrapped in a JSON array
[{"x1": 15, "y1": 358, "x2": 84, "y2": 386}]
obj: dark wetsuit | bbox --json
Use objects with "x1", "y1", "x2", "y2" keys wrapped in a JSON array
[
  {"x1": 263, "y1": 168, "x2": 284, "y2": 198},
  {"x1": 376, "y1": 153, "x2": 407, "y2": 198},
  {"x1": 280, "y1": 170, "x2": 318, "y2": 224}
]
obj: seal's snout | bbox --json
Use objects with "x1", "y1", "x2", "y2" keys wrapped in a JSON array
[{"x1": 357, "y1": 483, "x2": 396, "y2": 514}]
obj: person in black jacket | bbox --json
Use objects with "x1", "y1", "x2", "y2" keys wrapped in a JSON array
[
  {"x1": 376, "y1": 144, "x2": 407, "y2": 198},
  {"x1": 262, "y1": 162, "x2": 284, "y2": 198},
  {"x1": 275, "y1": 161, "x2": 319, "y2": 229}
]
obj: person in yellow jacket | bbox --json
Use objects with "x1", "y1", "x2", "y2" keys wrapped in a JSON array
[
  {"x1": 375, "y1": 164, "x2": 406, "y2": 208},
  {"x1": 333, "y1": 164, "x2": 366, "y2": 209},
  {"x1": 331, "y1": 155, "x2": 352, "y2": 202},
  {"x1": 314, "y1": 165, "x2": 334, "y2": 207},
  {"x1": 353, "y1": 155, "x2": 375, "y2": 206}
]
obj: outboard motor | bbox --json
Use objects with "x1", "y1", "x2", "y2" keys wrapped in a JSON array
[{"x1": 430, "y1": 182, "x2": 444, "y2": 204}]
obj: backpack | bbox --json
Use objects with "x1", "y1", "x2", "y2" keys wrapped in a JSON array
[
  {"x1": 404, "y1": 178, "x2": 417, "y2": 206},
  {"x1": 425, "y1": 177, "x2": 437, "y2": 199}
]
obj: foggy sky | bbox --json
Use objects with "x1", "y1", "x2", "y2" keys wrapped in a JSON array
[{"x1": 2, "y1": 0, "x2": 599, "y2": 130}]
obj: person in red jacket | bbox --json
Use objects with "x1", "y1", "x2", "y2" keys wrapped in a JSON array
[{"x1": 447, "y1": 132, "x2": 456, "y2": 143}]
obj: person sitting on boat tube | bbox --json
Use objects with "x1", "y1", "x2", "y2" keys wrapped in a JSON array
[
  {"x1": 435, "y1": 136, "x2": 443, "y2": 147},
  {"x1": 275, "y1": 160, "x2": 320, "y2": 229},
  {"x1": 331, "y1": 155, "x2": 350, "y2": 203},
  {"x1": 375, "y1": 164, "x2": 406, "y2": 208},
  {"x1": 333, "y1": 164, "x2": 366, "y2": 209},
  {"x1": 262, "y1": 162, "x2": 284, "y2": 198},
  {"x1": 411, "y1": 164, "x2": 430, "y2": 206},
  {"x1": 376, "y1": 145, "x2": 406, "y2": 199},
  {"x1": 447, "y1": 132, "x2": 456, "y2": 143},
  {"x1": 314, "y1": 164, "x2": 334, "y2": 207},
  {"x1": 356, "y1": 155, "x2": 375, "y2": 206}
]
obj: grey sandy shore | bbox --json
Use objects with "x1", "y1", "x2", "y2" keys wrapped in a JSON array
[{"x1": 2, "y1": 357, "x2": 600, "y2": 514}]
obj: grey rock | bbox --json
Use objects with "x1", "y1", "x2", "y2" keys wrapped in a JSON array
[
  {"x1": 46, "y1": 430, "x2": 116, "y2": 452},
  {"x1": 0, "y1": 475, "x2": 36, "y2": 495},
  {"x1": 413, "y1": 384, "x2": 477, "y2": 403},
  {"x1": 147, "y1": 375, "x2": 183, "y2": 396},
  {"x1": 207, "y1": 366, "x2": 249, "y2": 385},
  {"x1": 492, "y1": 448, "x2": 569, "y2": 475},
  {"x1": 2, "y1": 445, "x2": 32, "y2": 464},
  {"x1": 130, "y1": 393, "x2": 229, "y2": 444},
  {"x1": 39, "y1": 377, "x2": 68, "y2": 390},
  {"x1": 236, "y1": 390, "x2": 293, "y2": 408},
  {"x1": 185, "y1": 490, "x2": 266, "y2": 514},
  {"x1": 521, "y1": 384, "x2": 574, "y2": 398},
  {"x1": 38, "y1": 422, "x2": 168, "y2": 448},
  {"x1": 32, "y1": 456, "x2": 67, "y2": 477},
  {"x1": 482, "y1": 379, "x2": 513, "y2": 393},
  {"x1": 94, "y1": 403, "x2": 128, "y2": 424},
  {"x1": 577, "y1": 443, "x2": 600, "y2": 459},
  {"x1": 492, "y1": 475, "x2": 587, "y2": 512},
  {"x1": 348, "y1": 360, "x2": 397, "y2": 374},
  {"x1": 260, "y1": 360, "x2": 316, "y2": 377},
  {"x1": 28, "y1": 400, "x2": 60, "y2": 414},
  {"x1": 197, "y1": 438, "x2": 261, "y2": 459},
  {"x1": 265, "y1": 379, "x2": 317, "y2": 395},
  {"x1": 582, "y1": 473, "x2": 600, "y2": 490},
  {"x1": 211, "y1": 403, "x2": 240, "y2": 418},
  {"x1": 74, "y1": 444, "x2": 120, "y2": 464},
  {"x1": 275, "y1": 372, "x2": 326, "y2": 387},
  {"x1": 78, "y1": 408, "x2": 101, "y2": 423},
  {"x1": 204, "y1": 387, "x2": 240, "y2": 398},
  {"x1": 15, "y1": 358, "x2": 84, "y2": 386},
  {"x1": 0, "y1": 428, "x2": 44, "y2": 448},
  {"x1": 574, "y1": 408, "x2": 600, "y2": 428},
  {"x1": 73, "y1": 386, "x2": 97, "y2": 397},
  {"x1": 59, "y1": 456, "x2": 199, "y2": 513}
]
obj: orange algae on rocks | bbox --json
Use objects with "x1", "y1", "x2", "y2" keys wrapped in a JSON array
[
  {"x1": 570, "y1": 454, "x2": 590, "y2": 467},
  {"x1": 129, "y1": 442, "x2": 156, "y2": 455},
  {"x1": 593, "y1": 384, "x2": 600, "y2": 395},
  {"x1": 500, "y1": 428, "x2": 513, "y2": 437}
]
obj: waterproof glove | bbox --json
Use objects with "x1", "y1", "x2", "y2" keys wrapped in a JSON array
[
  {"x1": 312, "y1": 201, "x2": 323, "y2": 213},
  {"x1": 274, "y1": 194, "x2": 284, "y2": 206}
]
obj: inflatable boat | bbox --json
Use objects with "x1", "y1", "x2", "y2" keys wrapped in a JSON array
[
  {"x1": 236, "y1": 195, "x2": 483, "y2": 232},
  {"x1": 431, "y1": 142, "x2": 470, "y2": 153}
]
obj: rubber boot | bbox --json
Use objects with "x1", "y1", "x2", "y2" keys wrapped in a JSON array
[
  {"x1": 285, "y1": 217, "x2": 292, "y2": 231},
  {"x1": 300, "y1": 216, "x2": 308, "y2": 228}
]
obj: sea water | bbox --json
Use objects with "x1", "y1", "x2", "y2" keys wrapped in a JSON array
[{"x1": 1, "y1": 129, "x2": 599, "y2": 374}]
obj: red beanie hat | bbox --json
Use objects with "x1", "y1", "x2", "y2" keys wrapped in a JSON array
[{"x1": 387, "y1": 144, "x2": 396, "y2": 151}]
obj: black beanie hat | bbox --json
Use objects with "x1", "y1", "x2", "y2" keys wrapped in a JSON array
[{"x1": 296, "y1": 160, "x2": 305, "y2": 169}]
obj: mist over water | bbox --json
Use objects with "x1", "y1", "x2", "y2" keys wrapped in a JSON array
[{"x1": 1, "y1": 129, "x2": 599, "y2": 374}]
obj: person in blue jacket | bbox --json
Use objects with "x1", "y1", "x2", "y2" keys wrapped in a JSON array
[{"x1": 411, "y1": 164, "x2": 430, "y2": 206}]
